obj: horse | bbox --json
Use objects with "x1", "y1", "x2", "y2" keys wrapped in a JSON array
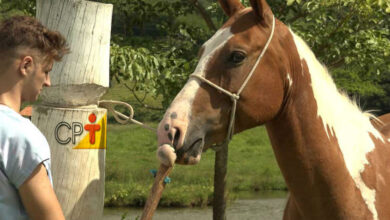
[{"x1": 156, "y1": 0, "x2": 390, "y2": 219}]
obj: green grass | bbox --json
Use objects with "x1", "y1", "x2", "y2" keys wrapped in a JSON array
[{"x1": 104, "y1": 123, "x2": 286, "y2": 208}]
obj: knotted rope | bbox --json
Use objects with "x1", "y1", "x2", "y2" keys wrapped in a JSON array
[{"x1": 98, "y1": 100, "x2": 156, "y2": 132}]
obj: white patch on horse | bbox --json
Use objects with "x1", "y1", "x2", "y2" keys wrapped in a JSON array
[
  {"x1": 287, "y1": 73, "x2": 293, "y2": 87},
  {"x1": 166, "y1": 27, "x2": 234, "y2": 121},
  {"x1": 193, "y1": 28, "x2": 234, "y2": 75},
  {"x1": 290, "y1": 29, "x2": 383, "y2": 220}
]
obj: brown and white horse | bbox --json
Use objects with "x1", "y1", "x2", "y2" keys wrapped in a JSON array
[{"x1": 156, "y1": 0, "x2": 390, "y2": 219}]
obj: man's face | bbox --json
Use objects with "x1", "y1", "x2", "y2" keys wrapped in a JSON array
[{"x1": 21, "y1": 57, "x2": 53, "y2": 102}]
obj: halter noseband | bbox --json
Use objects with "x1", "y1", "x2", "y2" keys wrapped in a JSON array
[{"x1": 190, "y1": 16, "x2": 276, "y2": 151}]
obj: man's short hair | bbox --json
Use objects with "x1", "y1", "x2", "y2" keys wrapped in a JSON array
[{"x1": 0, "y1": 16, "x2": 69, "y2": 62}]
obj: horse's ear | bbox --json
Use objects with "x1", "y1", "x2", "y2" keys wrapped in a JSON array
[
  {"x1": 249, "y1": 0, "x2": 272, "y2": 20},
  {"x1": 218, "y1": 0, "x2": 245, "y2": 17}
]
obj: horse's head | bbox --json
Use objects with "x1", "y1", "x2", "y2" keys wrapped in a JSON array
[{"x1": 158, "y1": 0, "x2": 292, "y2": 164}]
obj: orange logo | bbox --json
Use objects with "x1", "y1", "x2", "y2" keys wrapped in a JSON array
[
  {"x1": 54, "y1": 112, "x2": 107, "y2": 150},
  {"x1": 84, "y1": 113, "x2": 101, "y2": 144},
  {"x1": 73, "y1": 113, "x2": 106, "y2": 149}
]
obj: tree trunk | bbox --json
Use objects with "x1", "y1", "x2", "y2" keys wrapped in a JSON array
[
  {"x1": 213, "y1": 143, "x2": 229, "y2": 220},
  {"x1": 33, "y1": 1, "x2": 113, "y2": 219},
  {"x1": 36, "y1": 0, "x2": 112, "y2": 107},
  {"x1": 189, "y1": 0, "x2": 217, "y2": 31}
]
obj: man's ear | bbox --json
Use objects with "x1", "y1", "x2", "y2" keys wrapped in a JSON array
[{"x1": 19, "y1": 56, "x2": 33, "y2": 77}]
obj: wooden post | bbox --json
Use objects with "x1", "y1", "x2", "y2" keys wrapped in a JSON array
[
  {"x1": 32, "y1": 1, "x2": 113, "y2": 219},
  {"x1": 213, "y1": 143, "x2": 229, "y2": 220}
]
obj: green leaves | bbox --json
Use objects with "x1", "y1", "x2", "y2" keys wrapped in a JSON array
[
  {"x1": 386, "y1": 3, "x2": 390, "y2": 12},
  {"x1": 110, "y1": 41, "x2": 198, "y2": 109},
  {"x1": 287, "y1": 0, "x2": 302, "y2": 6},
  {"x1": 375, "y1": 0, "x2": 390, "y2": 12},
  {"x1": 105, "y1": 0, "x2": 389, "y2": 113},
  {"x1": 0, "y1": 0, "x2": 35, "y2": 18},
  {"x1": 282, "y1": 0, "x2": 390, "y2": 102},
  {"x1": 100, "y1": 0, "x2": 214, "y2": 109}
]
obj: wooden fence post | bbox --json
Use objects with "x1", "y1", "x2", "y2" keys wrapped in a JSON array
[
  {"x1": 32, "y1": 1, "x2": 113, "y2": 219},
  {"x1": 213, "y1": 143, "x2": 229, "y2": 220}
]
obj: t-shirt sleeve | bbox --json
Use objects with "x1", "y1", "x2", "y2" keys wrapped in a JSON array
[{"x1": 1, "y1": 123, "x2": 51, "y2": 189}]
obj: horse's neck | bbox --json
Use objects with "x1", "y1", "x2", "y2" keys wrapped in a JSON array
[
  {"x1": 264, "y1": 31, "x2": 383, "y2": 218},
  {"x1": 265, "y1": 101, "x2": 370, "y2": 218},
  {"x1": 265, "y1": 88, "x2": 353, "y2": 202}
]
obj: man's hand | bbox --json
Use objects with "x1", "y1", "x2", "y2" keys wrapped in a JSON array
[{"x1": 19, "y1": 163, "x2": 65, "y2": 220}]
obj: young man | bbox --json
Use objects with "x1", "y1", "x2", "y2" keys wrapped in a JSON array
[{"x1": 0, "y1": 16, "x2": 69, "y2": 219}]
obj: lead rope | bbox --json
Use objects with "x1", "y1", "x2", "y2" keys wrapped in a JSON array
[
  {"x1": 190, "y1": 16, "x2": 276, "y2": 151},
  {"x1": 98, "y1": 100, "x2": 156, "y2": 132}
]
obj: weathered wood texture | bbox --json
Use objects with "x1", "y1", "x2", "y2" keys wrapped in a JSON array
[
  {"x1": 36, "y1": 0, "x2": 113, "y2": 107},
  {"x1": 32, "y1": 106, "x2": 107, "y2": 219},
  {"x1": 141, "y1": 164, "x2": 173, "y2": 220},
  {"x1": 33, "y1": 1, "x2": 113, "y2": 219}
]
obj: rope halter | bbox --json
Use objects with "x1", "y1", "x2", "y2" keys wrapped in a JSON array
[{"x1": 190, "y1": 16, "x2": 276, "y2": 151}]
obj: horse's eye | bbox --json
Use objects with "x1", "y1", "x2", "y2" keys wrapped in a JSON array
[{"x1": 229, "y1": 51, "x2": 246, "y2": 64}]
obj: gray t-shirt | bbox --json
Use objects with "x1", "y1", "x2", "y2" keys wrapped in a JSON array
[{"x1": 0, "y1": 105, "x2": 52, "y2": 220}]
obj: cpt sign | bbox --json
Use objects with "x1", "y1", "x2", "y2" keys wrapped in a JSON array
[{"x1": 55, "y1": 113, "x2": 104, "y2": 147}]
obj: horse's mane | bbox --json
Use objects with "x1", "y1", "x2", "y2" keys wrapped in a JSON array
[
  {"x1": 289, "y1": 30, "x2": 379, "y2": 127},
  {"x1": 289, "y1": 30, "x2": 383, "y2": 219}
]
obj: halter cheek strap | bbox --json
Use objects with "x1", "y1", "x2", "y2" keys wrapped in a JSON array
[{"x1": 190, "y1": 15, "x2": 276, "y2": 151}]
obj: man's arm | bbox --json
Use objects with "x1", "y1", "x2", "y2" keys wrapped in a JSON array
[{"x1": 18, "y1": 163, "x2": 65, "y2": 220}]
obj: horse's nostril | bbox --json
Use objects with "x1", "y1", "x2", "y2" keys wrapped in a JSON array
[{"x1": 173, "y1": 128, "x2": 181, "y2": 149}]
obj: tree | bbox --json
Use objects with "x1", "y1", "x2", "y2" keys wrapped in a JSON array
[
  {"x1": 3, "y1": 0, "x2": 389, "y2": 114},
  {"x1": 99, "y1": 0, "x2": 214, "y2": 111},
  {"x1": 0, "y1": 0, "x2": 35, "y2": 18},
  {"x1": 106, "y1": 0, "x2": 390, "y2": 114},
  {"x1": 275, "y1": 0, "x2": 390, "y2": 113}
]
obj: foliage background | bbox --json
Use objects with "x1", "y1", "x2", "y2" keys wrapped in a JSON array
[
  {"x1": 1, "y1": 0, "x2": 389, "y2": 117},
  {"x1": 101, "y1": 0, "x2": 390, "y2": 116}
]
